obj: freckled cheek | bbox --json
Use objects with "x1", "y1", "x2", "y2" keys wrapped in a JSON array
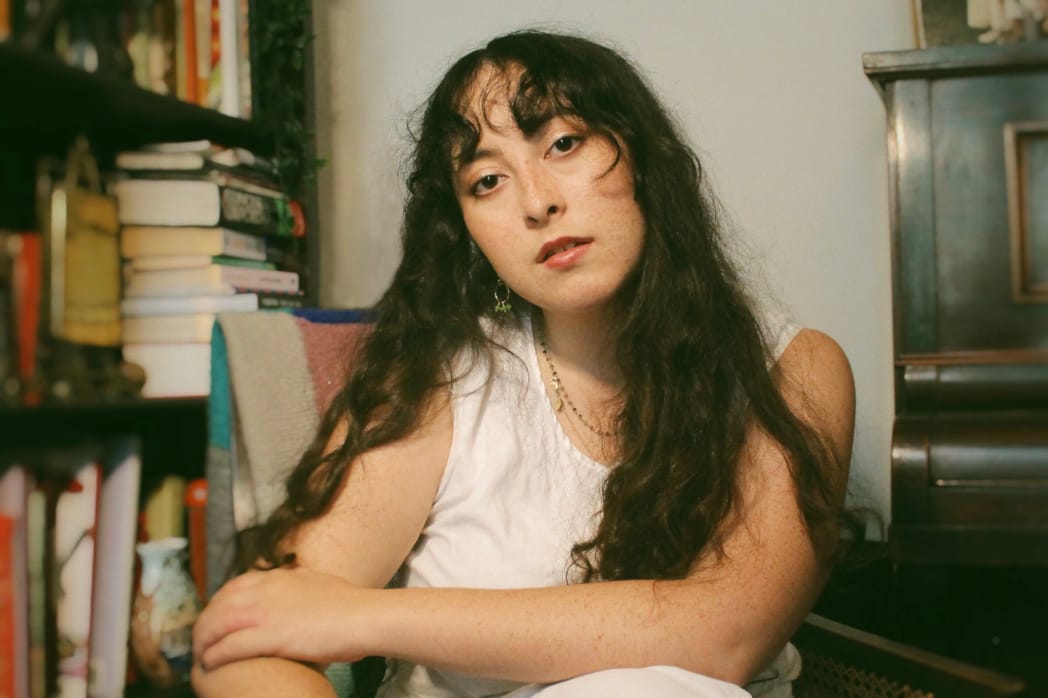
[{"x1": 461, "y1": 213, "x2": 520, "y2": 272}]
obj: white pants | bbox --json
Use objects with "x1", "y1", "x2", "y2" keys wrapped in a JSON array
[{"x1": 505, "y1": 666, "x2": 749, "y2": 698}]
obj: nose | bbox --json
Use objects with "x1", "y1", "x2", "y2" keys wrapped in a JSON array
[{"x1": 520, "y1": 165, "x2": 564, "y2": 227}]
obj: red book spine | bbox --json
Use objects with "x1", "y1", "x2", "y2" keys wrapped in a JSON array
[
  {"x1": 0, "y1": 516, "x2": 15, "y2": 698},
  {"x1": 185, "y1": 479, "x2": 207, "y2": 602}
]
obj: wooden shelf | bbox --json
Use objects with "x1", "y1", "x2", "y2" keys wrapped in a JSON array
[
  {"x1": 0, "y1": 397, "x2": 207, "y2": 479},
  {"x1": 0, "y1": 42, "x2": 273, "y2": 154}
]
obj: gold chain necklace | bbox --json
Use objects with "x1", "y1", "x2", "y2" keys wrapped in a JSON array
[{"x1": 538, "y1": 335, "x2": 617, "y2": 438}]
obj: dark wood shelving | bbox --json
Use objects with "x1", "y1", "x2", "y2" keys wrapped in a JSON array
[
  {"x1": 0, "y1": 397, "x2": 208, "y2": 483},
  {"x1": 0, "y1": 42, "x2": 273, "y2": 154}
]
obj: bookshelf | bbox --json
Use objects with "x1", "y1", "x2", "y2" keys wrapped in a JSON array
[
  {"x1": 0, "y1": 42, "x2": 275, "y2": 152},
  {"x1": 0, "y1": 2, "x2": 318, "y2": 694}
]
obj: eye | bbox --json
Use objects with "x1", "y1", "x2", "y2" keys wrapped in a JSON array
[
  {"x1": 549, "y1": 135, "x2": 583, "y2": 156},
  {"x1": 470, "y1": 174, "x2": 502, "y2": 196}
]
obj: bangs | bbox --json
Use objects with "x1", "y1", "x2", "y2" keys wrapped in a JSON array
[{"x1": 446, "y1": 60, "x2": 582, "y2": 167}]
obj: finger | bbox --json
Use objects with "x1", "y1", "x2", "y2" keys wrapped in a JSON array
[
  {"x1": 198, "y1": 626, "x2": 277, "y2": 671},
  {"x1": 193, "y1": 599, "x2": 263, "y2": 662}
]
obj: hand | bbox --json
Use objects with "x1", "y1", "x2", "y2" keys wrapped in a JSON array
[{"x1": 192, "y1": 567, "x2": 375, "y2": 671}]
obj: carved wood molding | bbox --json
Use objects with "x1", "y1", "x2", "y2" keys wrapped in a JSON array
[{"x1": 1005, "y1": 120, "x2": 1048, "y2": 302}]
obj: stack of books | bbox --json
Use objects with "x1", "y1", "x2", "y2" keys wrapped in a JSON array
[{"x1": 112, "y1": 140, "x2": 305, "y2": 398}]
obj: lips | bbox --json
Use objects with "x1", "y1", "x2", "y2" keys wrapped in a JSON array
[{"x1": 537, "y1": 237, "x2": 593, "y2": 263}]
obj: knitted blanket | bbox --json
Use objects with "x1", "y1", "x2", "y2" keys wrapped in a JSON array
[{"x1": 205, "y1": 308, "x2": 369, "y2": 598}]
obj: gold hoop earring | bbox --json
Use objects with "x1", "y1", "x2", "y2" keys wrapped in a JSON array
[{"x1": 493, "y1": 279, "x2": 512, "y2": 313}]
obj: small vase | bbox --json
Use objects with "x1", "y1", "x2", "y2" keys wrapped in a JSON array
[{"x1": 129, "y1": 537, "x2": 201, "y2": 687}]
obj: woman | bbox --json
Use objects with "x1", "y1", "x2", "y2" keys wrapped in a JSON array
[{"x1": 191, "y1": 29, "x2": 856, "y2": 698}]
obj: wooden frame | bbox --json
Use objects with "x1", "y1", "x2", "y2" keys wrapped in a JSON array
[{"x1": 1005, "y1": 120, "x2": 1048, "y2": 302}]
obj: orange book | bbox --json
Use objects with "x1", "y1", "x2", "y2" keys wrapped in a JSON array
[
  {"x1": 182, "y1": 0, "x2": 199, "y2": 103},
  {"x1": 11, "y1": 233, "x2": 42, "y2": 404}
]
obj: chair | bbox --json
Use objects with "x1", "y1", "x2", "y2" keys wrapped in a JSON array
[{"x1": 792, "y1": 613, "x2": 1027, "y2": 698}]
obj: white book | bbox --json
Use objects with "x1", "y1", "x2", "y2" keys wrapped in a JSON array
[
  {"x1": 124, "y1": 265, "x2": 299, "y2": 297},
  {"x1": 88, "y1": 438, "x2": 142, "y2": 698},
  {"x1": 114, "y1": 179, "x2": 220, "y2": 227},
  {"x1": 123, "y1": 342, "x2": 212, "y2": 397},
  {"x1": 218, "y1": 0, "x2": 241, "y2": 117},
  {"x1": 55, "y1": 460, "x2": 101, "y2": 698},
  {"x1": 123, "y1": 313, "x2": 217, "y2": 344},
  {"x1": 120, "y1": 291, "x2": 303, "y2": 317}
]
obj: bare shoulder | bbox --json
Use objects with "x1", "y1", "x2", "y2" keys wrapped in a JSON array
[
  {"x1": 775, "y1": 328, "x2": 855, "y2": 464},
  {"x1": 289, "y1": 386, "x2": 454, "y2": 586}
]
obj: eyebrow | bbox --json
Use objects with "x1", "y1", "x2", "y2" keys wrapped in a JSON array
[{"x1": 457, "y1": 117, "x2": 566, "y2": 169}]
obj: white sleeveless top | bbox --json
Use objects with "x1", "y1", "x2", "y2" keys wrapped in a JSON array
[{"x1": 377, "y1": 312, "x2": 803, "y2": 698}]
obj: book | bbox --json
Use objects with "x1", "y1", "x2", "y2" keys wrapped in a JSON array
[
  {"x1": 235, "y1": 0, "x2": 252, "y2": 118},
  {"x1": 143, "y1": 476, "x2": 186, "y2": 540},
  {"x1": 148, "y1": 0, "x2": 178, "y2": 96},
  {"x1": 217, "y1": 0, "x2": 240, "y2": 117},
  {"x1": 120, "y1": 290, "x2": 304, "y2": 317},
  {"x1": 124, "y1": 264, "x2": 299, "y2": 297},
  {"x1": 122, "y1": 343, "x2": 211, "y2": 397},
  {"x1": 194, "y1": 0, "x2": 212, "y2": 104},
  {"x1": 125, "y1": 255, "x2": 275, "y2": 272},
  {"x1": 184, "y1": 479, "x2": 207, "y2": 602},
  {"x1": 87, "y1": 438, "x2": 142, "y2": 698},
  {"x1": 0, "y1": 1, "x2": 10, "y2": 42},
  {"x1": 123, "y1": 313, "x2": 217, "y2": 344},
  {"x1": 112, "y1": 179, "x2": 304, "y2": 237},
  {"x1": 0, "y1": 465, "x2": 29, "y2": 698},
  {"x1": 25, "y1": 485, "x2": 45, "y2": 698},
  {"x1": 120, "y1": 225, "x2": 267, "y2": 261},
  {"x1": 0, "y1": 514, "x2": 15, "y2": 698},
  {"x1": 115, "y1": 142, "x2": 275, "y2": 179},
  {"x1": 206, "y1": 0, "x2": 222, "y2": 110},
  {"x1": 179, "y1": 0, "x2": 199, "y2": 104},
  {"x1": 9, "y1": 233, "x2": 42, "y2": 403},
  {"x1": 54, "y1": 459, "x2": 101, "y2": 698},
  {"x1": 0, "y1": 234, "x2": 16, "y2": 396}
]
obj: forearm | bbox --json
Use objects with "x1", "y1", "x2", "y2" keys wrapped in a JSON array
[
  {"x1": 360, "y1": 579, "x2": 778, "y2": 686},
  {"x1": 191, "y1": 657, "x2": 337, "y2": 698}
]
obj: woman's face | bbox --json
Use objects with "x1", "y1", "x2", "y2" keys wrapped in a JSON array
[{"x1": 453, "y1": 70, "x2": 645, "y2": 320}]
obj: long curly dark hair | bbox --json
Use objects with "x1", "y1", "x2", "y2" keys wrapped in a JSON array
[{"x1": 235, "y1": 29, "x2": 855, "y2": 583}]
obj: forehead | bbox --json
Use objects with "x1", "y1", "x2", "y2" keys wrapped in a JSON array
[{"x1": 459, "y1": 63, "x2": 525, "y2": 134}]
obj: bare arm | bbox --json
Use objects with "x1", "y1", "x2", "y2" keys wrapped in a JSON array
[
  {"x1": 191, "y1": 392, "x2": 453, "y2": 696},
  {"x1": 195, "y1": 329, "x2": 855, "y2": 687}
]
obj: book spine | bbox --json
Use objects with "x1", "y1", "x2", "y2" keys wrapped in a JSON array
[
  {"x1": 185, "y1": 479, "x2": 208, "y2": 603},
  {"x1": 0, "y1": 467, "x2": 29, "y2": 698},
  {"x1": 87, "y1": 438, "x2": 142, "y2": 698},
  {"x1": 26, "y1": 487, "x2": 45, "y2": 698},
  {"x1": 221, "y1": 266, "x2": 298, "y2": 293},
  {"x1": 182, "y1": 0, "x2": 199, "y2": 104},
  {"x1": 206, "y1": 0, "x2": 222, "y2": 110},
  {"x1": 236, "y1": 0, "x2": 252, "y2": 119},
  {"x1": 11, "y1": 233, "x2": 42, "y2": 404},
  {"x1": 219, "y1": 187, "x2": 304, "y2": 238},
  {"x1": 54, "y1": 460, "x2": 102, "y2": 698},
  {"x1": 0, "y1": 515, "x2": 14, "y2": 698},
  {"x1": 217, "y1": 0, "x2": 240, "y2": 117},
  {"x1": 256, "y1": 291, "x2": 305, "y2": 310},
  {"x1": 194, "y1": 0, "x2": 212, "y2": 103}
]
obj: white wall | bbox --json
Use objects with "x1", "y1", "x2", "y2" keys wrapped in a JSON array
[{"x1": 311, "y1": 0, "x2": 916, "y2": 528}]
